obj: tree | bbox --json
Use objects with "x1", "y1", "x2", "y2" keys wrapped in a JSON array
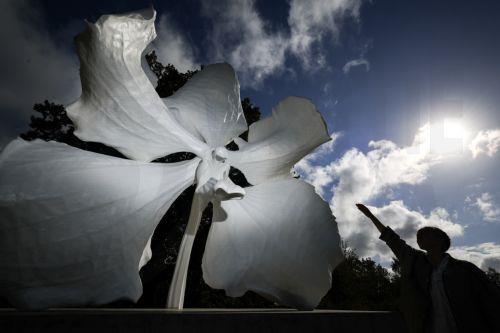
[
  {"x1": 145, "y1": 51, "x2": 199, "y2": 99},
  {"x1": 486, "y1": 267, "x2": 500, "y2": 287},
  {"x1": 318, "y1": 247, "x2": 400, "y2": 310},
  {"x1": 21, "y1": 101, "x2": 125, "y2": 159}
]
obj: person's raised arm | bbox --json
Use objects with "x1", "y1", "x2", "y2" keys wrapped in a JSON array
[
  {"x1": 356, "y1": 203, "x2": 416, "y2": 261},
  {"x1": 356, "y1": 203, "x2": 386, "y2": 233}
]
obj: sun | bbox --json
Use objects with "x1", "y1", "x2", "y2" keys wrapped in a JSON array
[
  {"x1": 424, "y1": 117, "x2": 470, "y2": 156},
  {"x1": 443, "y1": 118, "x2": 466, "y2": 139}
]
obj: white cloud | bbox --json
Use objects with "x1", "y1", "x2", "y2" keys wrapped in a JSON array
[
  {"x1": 153, "y1": 14, "x2": 199, "y2": 72},
  {"x1": 375, "y1": 201, "x2": 463, "y2": 245},
  {"x1": 342, "y1": 58, "x2": 370, "y2": 74},
  {"x1": 288, "y1": 0, "x2": 362, "y2": 69},
  {"x1": 329, "y1": 125, "x2": 462, "y2": 260},
  {"x1": 301, "y1": 123, "x2": 438, "y2": 199},
  {"x1": 297, "y1": 123, "x2": 464, "y2": 261},
  {"x1": 468, "y1": 129, "x2": 500, "y2": 158},
  {"x1": 201, "y1": 0, "x2": 361, "y2": 86},
  {"x1": 474, "y1": 192, "x2": 500, "y2": 222},
  {"x1": 450, "y1": 243, "x2": 500, "y2": 271},
  {"x1": 201, "y1": 0, "x2": 288, "y2": 87},
  {"x1": 0, "y1": 0, "x2": 80, "y2": 140},
  {"x1": 337, "y1": 200, "x2": 463, "y2": 262},
  {"x1": 303, "y1": 132, "x2": 342, "y2": 162}
]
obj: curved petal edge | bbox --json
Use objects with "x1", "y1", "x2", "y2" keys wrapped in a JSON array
[
  {"x1": 202, "y1": 178, "x2": 343, "y2": 308},
  {"x1": 0, "y1": 139, "x2": 199, "y2": 309},
  {"x1": 164, "y1": 63, "x2": 248, "y2": 148},
  {"x1": 227, "y1": 96, "x2": 331, "y2": 185},
  {"x1": 67, "y1": 8, "x2": 206, "y2": 162}
]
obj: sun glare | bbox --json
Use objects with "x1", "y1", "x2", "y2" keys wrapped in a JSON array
[
  {"x1": 423, "y1": 118, "x2": 471, "y2": 156},
  {"x1": 443, "y1": 118, "x2": 466, "y2": 139}
]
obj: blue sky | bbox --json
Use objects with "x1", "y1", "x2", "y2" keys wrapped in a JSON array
[{"x1": 1, "y1": 0, "x2": 499, "y2": 269}]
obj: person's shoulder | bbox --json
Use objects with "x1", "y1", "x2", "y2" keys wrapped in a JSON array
[
  {"x1": 414, "y1": 248, "x2": 427, "y2": 257},
  {"x1": 413, "y1": 249, "x2": 429, "y2": 266},
  {"x1": 448, "y1": 256, "x2": 477, "y2": 267}
]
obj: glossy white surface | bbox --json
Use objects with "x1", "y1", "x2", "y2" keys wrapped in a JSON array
[
  {"x1": 203, "y1": 179, "x2": 343, "y2": 309},
  {"x1": 0, "y1": 139, "x2": 199, "y2": 309},
  {"x1": 66, "y1": 8, "x2": 206, "y2": 162},
  {"x1": 227, "y1": 96, "x2": 331, "y2": 185}
]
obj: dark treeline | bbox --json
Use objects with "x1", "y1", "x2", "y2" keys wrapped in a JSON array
[{"x1": 8, "y1": 52, "x2": 499, "y2": 310}]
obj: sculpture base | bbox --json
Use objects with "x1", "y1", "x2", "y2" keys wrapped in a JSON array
[{"x1": 0, "y1": 308, "x2": 405, "y2": 332}]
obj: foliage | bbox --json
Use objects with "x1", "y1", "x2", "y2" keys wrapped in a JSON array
[
  {"x1": 145, "y1": 51, "x2": 199, "y2": 99},
  {"x1": 21, "y1": 101, "x2": 73, "y2": 143},
  {"x1": 486, "y1": 267, "x2": 500, "y2": 287},
  {"x1": 20, "y1": 101, "x2": 126, "y2": 159},
  {"x1": 318, "y1": 249, "x2": 400, "y2": 310}
]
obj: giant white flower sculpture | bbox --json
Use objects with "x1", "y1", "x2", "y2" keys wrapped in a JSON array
[{"x1": 0, "y1": 8, "x2": 343, "y2": 310}]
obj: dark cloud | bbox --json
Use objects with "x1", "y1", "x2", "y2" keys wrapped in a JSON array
[{"x1": 0, "y1": 0, "x2": 81, "y2": 147}]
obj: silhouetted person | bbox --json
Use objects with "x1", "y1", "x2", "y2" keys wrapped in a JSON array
[{"x1": 356, "y1": 203, "x2": 500, "y2": 333}]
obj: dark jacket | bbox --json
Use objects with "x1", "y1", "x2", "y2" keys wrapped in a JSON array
[{"x1": 380, "y1": 226, "x2": 500, "y2": 333}]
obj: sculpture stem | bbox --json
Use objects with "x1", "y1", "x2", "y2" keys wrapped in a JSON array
[{"x1": 166, "y1": 193, "x2": 205, "y2": 309}]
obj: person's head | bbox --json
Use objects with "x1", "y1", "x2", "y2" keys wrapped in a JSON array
[{"x1": 416, "y1": 226, "x2": 450, "y2": 254}]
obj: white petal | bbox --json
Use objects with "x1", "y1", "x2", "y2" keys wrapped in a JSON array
[
  {"x1": 139, "y1": 235, "x2": 153, "y2": 270},
  {"x1": 227, "y1": 96, "x2": 330, "y2": 184},
  {"x1": 164, "y1": 63, "x2": 248, "y2": 148},
  {"x1": 66, "y1": 8, "x2": 206, "y2": 161},
  {"x1": 0, "y1": 139, "x2": 199, "y2": 309},
  {"x1": 202, "y1": 179, "x2": 343, "y2": 308}
]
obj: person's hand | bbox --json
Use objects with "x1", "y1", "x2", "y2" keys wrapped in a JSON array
[
  {"x1": 356, "y1": 203, "x2": 386, "y2": 232},
  {"x1": 356, "y1": 203, "x2": 373, "y2": 217}
]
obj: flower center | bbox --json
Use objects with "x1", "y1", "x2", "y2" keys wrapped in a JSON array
[{"x1": 195, "y1": 147, "x2": 245, "y2": 201}]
